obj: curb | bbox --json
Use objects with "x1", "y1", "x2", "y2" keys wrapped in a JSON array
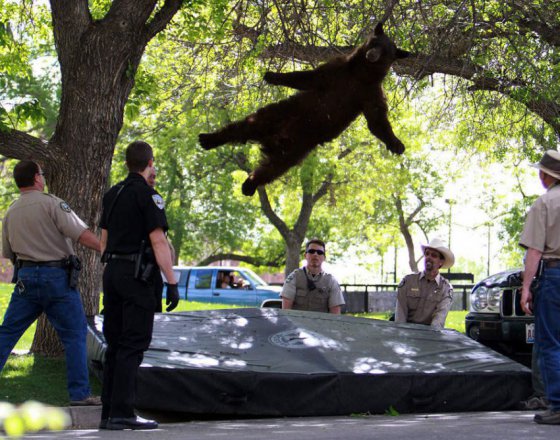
[{"x1": 63, "y1": 406, "x2": 102, "y2": 429}]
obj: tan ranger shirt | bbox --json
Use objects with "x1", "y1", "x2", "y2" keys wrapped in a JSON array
[
  {"x1": 394, "y1": 272, "x2": 453, "y2": 329},
  {"x1": 2, "y1": 190, "x2": 87, "y2": 262},
  {"x1": 519, "y1": 184, "x2": 560, "y2": 258},
  {"x1": 281, "y1": 268, "x2": 345, "y2": 312}
]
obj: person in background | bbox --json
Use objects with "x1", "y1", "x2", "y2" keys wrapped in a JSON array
[
  {"x1": 220, "y1": 273, "x2": 233, "y2": 289},
  {"x1": 519, "y1": 150, "x2": 560, "y2": 425},
  {"x1": 394, "y1": 238, "x2": 454, "y2": 330},
  {"x1": 0, "y1": 160, "x2": 101, "y2": 406},
  {"x1": 147, "y1": 167, "x2": 175, "y2": 312},
  {"x1": 281, "y1": 238, "x2": 345, "y2": 314}
]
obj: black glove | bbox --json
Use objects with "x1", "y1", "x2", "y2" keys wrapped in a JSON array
[{"x1": 165, "y1": 283, "x2": 179, "y2": 312}]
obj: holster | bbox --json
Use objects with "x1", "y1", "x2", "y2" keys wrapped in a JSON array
[
  {"x1": 11, "y1": 258, "x2": 18, "y2": 283},
  {"x1": 134, "y1": 240, "x2": 156, "y2": 284},
  {"x1": 67, "y1": 255, "x2": 82, "y2": 289},
  {"x1": 530, "y1": 260, "x2": 545, "y2": 297}
]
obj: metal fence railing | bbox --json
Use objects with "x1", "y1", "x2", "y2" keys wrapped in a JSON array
[{"x1": 340, "y1": 283, "x2": 475, "y2": 313}]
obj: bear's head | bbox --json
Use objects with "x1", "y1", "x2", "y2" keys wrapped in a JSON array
[{"x1": 354, "y1": 22, "x2": 411, "y2": 77}]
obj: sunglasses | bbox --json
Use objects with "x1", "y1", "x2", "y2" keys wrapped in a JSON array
[{"x1": 306, "y1": 249, "x2": 325, "y2": 255}]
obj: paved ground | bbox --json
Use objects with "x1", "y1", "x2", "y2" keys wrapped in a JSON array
[{"x1": 21, "y1": 410, "x2": 558, "y2": 439}]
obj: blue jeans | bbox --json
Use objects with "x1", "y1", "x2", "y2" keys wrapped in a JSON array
[
  {"x1": 535, "y1": 266, "x2": 560, "y2": 411},
  {"x1": 0, "y1": 266, "x2": 91, "y2": 401},
  {"x1": 531, "y1": 341, "x2": 545, "y2": 397}
]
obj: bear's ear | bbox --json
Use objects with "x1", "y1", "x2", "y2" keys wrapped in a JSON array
[
  {"x1": 374, "y1": 22, "x2": 384, "y2": 36},
  {"x1": 396, "y1": 48, "x2": 411, "y2": 59}
]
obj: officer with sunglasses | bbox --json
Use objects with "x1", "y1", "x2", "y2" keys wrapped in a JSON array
[{"x1": 281, "y1": 239, "x2": 345, "y2": 314}]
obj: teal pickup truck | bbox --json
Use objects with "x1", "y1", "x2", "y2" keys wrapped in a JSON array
[{"x1": 168, "y1": 266, "x2": 282, "y2": 307}]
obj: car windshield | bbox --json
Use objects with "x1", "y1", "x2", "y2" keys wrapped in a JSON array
[{"x1": 242, "y1": 268, "x2": 268, "y2": 287}]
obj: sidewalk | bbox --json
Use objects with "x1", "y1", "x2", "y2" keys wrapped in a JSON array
[{"x1": 48, "y1": 408, "x2": 556, "y2": 440}]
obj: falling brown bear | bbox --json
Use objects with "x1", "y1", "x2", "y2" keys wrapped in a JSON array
[{"x1": 199, "y1": 22, "x2": 411, "y2": 196}]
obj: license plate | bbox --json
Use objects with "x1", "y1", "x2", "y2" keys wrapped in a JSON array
[{"x1": 526, "y1": 323, "x2": 535, "y2": 344}]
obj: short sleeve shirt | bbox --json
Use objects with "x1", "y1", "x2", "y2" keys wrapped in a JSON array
[
  {"x1": 519, "y1": 184, "x2": 560, "y2": 258},
  {"x1": 281, "y1": 269, "x2": 345, "y2": 308},
  {"x1": 394, "y1": 272, "x2": 453, "y2": 329},
  {"x1": 100, "y1": 173, "x2": 168, "y2": 253},
  {"x1": 2, "y1": 190, "x2": 87, "y2": 261}
]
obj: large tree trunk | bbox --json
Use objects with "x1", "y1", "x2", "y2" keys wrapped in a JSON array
[
  {"x1": 255, "y1": 169, "x2": 333, "y2": 277},
  {"x1": 28, "y1": 10, "x2": 142, "y2": 355},
  {"x1": 0, "y1": 0, "x2": 184, "y2": 356},
  {"x1": 284, "y1": 237, "x2": 304, "y2": 277}
]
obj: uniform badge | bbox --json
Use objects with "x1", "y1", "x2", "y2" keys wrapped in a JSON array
[
  {"x1": 152, "y1": 194, "x2": 165, "y2": 210},
  {"x1": 285, "y1": 272, "x2": 295, "y2": 283},
  {"x1": 59, "y1": 201, "x2": 71, "y2": 213}
]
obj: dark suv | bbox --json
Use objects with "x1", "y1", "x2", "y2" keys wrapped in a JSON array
[{"x1": 465, "y1": 269, "x2": 534, "y2": 365}]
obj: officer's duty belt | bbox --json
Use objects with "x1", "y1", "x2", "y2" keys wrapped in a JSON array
[
  {"x1": 104, "y1": 253, "x2": 137, "y2": 262},
  {"x1": 19, "y1": 259, "x2": 68, "y2": 268},
  {"x1": 543, "y1": 259, "x2": 560, "y2": 269}
]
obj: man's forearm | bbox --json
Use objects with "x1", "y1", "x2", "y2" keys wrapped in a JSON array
[
  {"x1": 523, "y1": 248, "x2": 543, "y2": 292},
  {"x1": 78, "y1": 229, "x2": 101, "y2": 252},
  {"x1": 149, "y1": 228, "x2": 177, "y2": 284},
  {"x1": 282, "y1": 297, "x2": 294, "y2": 309},
  {"x1": 100, "y1": 229, "x2": 107, "y2": 255},
  {"x1": 394, "y1": 289, "x2": 407, "y2": 323}
]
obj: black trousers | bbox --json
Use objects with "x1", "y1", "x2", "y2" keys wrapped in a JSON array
[{"x1": 101, "y1": 260, "x2": 156, "y2": 419}]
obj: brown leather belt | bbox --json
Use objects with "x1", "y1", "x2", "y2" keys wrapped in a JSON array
[{"x1": 543, "y1": 259, "x2": 560, "y2": 268}]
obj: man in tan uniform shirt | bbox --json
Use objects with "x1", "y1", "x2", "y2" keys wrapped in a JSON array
[
  {"x1": 0, "y1": 160, "x2": 100, "y2": 405},
  {"x1": 519, "y1": 150, "x2": 560, "y2": 424},
  {"x1": 281, "y1": 238, "x2": 345, "y2": 314},
  {"x1": 394, "y1": 238, "x2": 454, "y2": 329}
]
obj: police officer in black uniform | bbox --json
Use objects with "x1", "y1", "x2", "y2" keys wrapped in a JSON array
[{"x1": 99, "y1": 141, "x2": 179, "y2": 430}]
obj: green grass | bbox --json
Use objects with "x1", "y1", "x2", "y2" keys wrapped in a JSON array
[
  {"x1": 444, "y1": 310, "x2": 468, "y2": 333},
  {"x1": 0, "y1": 281, "x2": 467, "y2": 405},
  {"x1": 170, "y1": 300, "x2": 242, "y2": 312},
  {"x1": 0, "y1": 283, "x2": 36, "y2": 350},
  {"x1": 350, "y1": 310, "x2": 467, "y2": 333}
]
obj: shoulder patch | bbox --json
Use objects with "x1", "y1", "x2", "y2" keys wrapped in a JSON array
[
  {"x1": 59, "y1": 201, "x2": 71, "y2": 213},
  {"x1": 152, "y1": 194, "x2": 165, "y2": 210},
  {"x1": 398, "y1": 277, "x2": 406, "y2": 288},
  {"x1": 285, "y1": 270, "x2": 298, "y2": 284}
]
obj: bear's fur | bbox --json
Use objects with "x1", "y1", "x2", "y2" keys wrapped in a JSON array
[{"x1": 199, "y1": 22, "x2": 411, "y2": 196}]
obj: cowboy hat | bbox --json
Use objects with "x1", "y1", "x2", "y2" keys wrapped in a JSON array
[
  {"x1": 530, "y1": 150, "x2": 560, "y2": 180},
  {"x1": 421, "y1": 238, "x2": 455, "y2": 269}
]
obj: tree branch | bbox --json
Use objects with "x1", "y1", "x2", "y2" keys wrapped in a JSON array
[
  {"x1": 257, "y1": 186, "x2": 291, "y2": 240},
  {"x1": 50, "y1": 0, "x2": 92, "y2": 72},
  {"x1": 509, "y1": 1, "x2": 560, "y2": 47},
  {"x1": 311, "y1": 176, "x2": 331, "y2": 205},
  {"x1": 257, "y1": 38, "x2": 560, "y2": 135},
  {"x1": 146, "y1": 0, "x2": 185, "y2": 40},
  {"x1": 310, "y1": 147, "x2": 351, "y2": 205},
  {"x1": 0, "y1": 129, "x2": 53, "y2": 163},
  {"x1": 406, "y1": 197, "x2": 425, "y2": 225},
  {"x1": 197, "y1": 252, "x2": 283, "y2": 268},
  {"x1": 293, "y1": 190, "x2": 314, "y2": 234}
]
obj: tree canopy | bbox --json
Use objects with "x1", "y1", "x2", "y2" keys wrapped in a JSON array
[{"x1": 0, "y1": 1, "x2": 558, "y2": 357}]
